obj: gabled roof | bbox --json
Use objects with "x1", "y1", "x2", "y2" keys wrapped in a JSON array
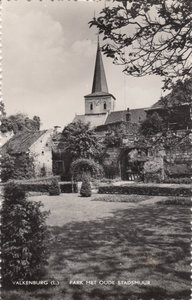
[
  {"x1": 105, "y1": 108, "x2": 146, "y2": 125},
  {"x1": 1, "y1": 130, "x2": 47, "y2": 154}
]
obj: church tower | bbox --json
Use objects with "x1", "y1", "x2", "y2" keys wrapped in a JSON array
[{"x1": 84, "y1": 41, "x2": 116, "y2": 115}]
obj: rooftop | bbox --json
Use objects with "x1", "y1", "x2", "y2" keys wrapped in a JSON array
[
  {"x1": 105, "y1": 108, "x2": 146, "y2": 125},
  {"x1": 1, "y1": 130, "x2": 47, "y2": 154}
]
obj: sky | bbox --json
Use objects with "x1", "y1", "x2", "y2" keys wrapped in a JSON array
[{"x1": 3, "y1": 0, "x2": 164, "y2": 130}]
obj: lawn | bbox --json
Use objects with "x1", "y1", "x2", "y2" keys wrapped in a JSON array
[{"x1": 3, "y1": 194, "x2": 191, "y2": 300}]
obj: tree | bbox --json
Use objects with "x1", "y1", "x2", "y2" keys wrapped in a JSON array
[
  {"x1": 160, "y1": 77, "x2": 192, "y2": 107},
  {"x1": 1, "y1": 182, "x2": 49, "y2": 286},
  {"x1": 0, "y1": 153, "x2": 15, "y2": 182},
  {"x1": 140, "y1": 112, "x2": 165, "y2": 136},
  {"x1": 0, "y1": 153, "x2": 35, "y2": 182},
  {"x1": 90, "y1": 0, "x2": 191, "y2": 90},
  {"x1": 0, "y1": 113, "x2": 41, "y2": 134},
  {"x1": 104, "y1": 123, "x2": 128, "y2": 147},
  {"x1": 62, "y1": 121, "x2": 103, "y2": 161},
  {"x1": 0, "y1": 100, "x2": 6, "y2": 117}
]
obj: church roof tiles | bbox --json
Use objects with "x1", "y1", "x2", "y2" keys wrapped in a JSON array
[{"x1": 105, "y1": 108, "x2": 146, "y2": 125}]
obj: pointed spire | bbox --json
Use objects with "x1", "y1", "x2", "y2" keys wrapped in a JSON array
[{"x1": 91, "y1": 40, "x2": 108, "y2": 93}]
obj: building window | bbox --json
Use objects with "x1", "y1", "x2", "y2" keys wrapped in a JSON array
[
  {"x1": 104, "y1": 102, "x2": 106, "y2": 110},
  {"x1": 42, "y1": 151, "x2": 44, "y2": 155},
  {"x1": 90, "y1": 103, "x2": 93, "y2": 110}
]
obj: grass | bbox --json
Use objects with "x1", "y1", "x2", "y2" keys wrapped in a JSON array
[
  {"x1": 2, "y1": 194, "x2": 191, "y2": 300},
  {"x1": 92, "y1": 194, "x2": 152, "y2": 203}
]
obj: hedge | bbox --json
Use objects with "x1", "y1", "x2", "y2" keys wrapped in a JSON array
[
  {"x1": 5, "y1": 179, "x2": 77, "y2": 194},
  {"x1": 162, "y1": 178, "x2": 191, "y2": 184},
  {"x1": 60, "y1": 182, "x2": 78, "y2": 193},
  {"x1": 17, "y1": 183, "x2": 51, "y2": 193},
  {"x1": 98, "y1": 184, "x2": 192, "y2": 197},
  {"x1": 13, "y1": 176, "x2": 60, "y2": 185}
]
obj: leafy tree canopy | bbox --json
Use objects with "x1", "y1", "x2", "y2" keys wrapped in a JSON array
[
  {"x1": 0, "y1": 100, "x2": 6, "y2": 117},
  {"x1": 104, "y1": 123, "x2": 128, "y2": 147},
  {"x1": 90, "y1": 0, "x2": 191, "y2": 90},
  {"x1": 160, "y1": 77, "x2": 192, "y2": 107},
  {"x1": 140, "y1": 112, "x2": 164, "y2": 136},
  {"x1": 62, "y1": 121, "x2": 103, "y2": 161},
  {"x1": 0, "y1": 153, "x2": 35, "y2": 182},
  {"x1": 0, "y1": 113, "x2": 40, "y2": 134}
]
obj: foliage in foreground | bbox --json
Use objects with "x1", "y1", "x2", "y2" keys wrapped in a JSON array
[
  {"x1": 0, "y1": 153, "x2": 35, "y2": 182},
  {"x1": 1, "y1": 182, "x2": 50, "y2": 287}
]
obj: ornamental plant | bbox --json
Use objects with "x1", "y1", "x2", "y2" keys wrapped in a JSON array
[
  {"x1": 49, "y1": 178, "x2": 61, "y2": 196},
  {"x1": 80, "y1": 175, "x2": 92, "y2": 197},
  {"x1": 1, "y1": 182, "x2": 50, "y2": 287},
  {"x1": 71, "y1": 158, "x2": 103, "y2": 181}
]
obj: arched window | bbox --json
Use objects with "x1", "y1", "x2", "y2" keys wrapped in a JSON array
[
  {"x1": 90, "y1": 103, "x2": 93, "y2": 110},
  {"x1": 104, "y1": 102, "x2": 107, "y2": 110}
]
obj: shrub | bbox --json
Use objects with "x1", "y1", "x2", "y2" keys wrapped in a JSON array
[
  {"x1": 71, "y1": 158, "x2": 103, "y2": 181},
  {"x1": 98, "y1": 184, "x2": 192, "y2": 197},
  {"x1": 162, "y1": 178, "x2": 191, "y2": 184},
  {"x1": 1, "y1": 182, "x2": 49, "y2": 287},
  {"x1": 143, "y1": 157, "x2": 164, "y2": 183},
  {"x1": 49, "y1": 178, "x2": 61, "y2": 196},
  {"x1": 18, "y1": 183, "x2": 51, "y2": 193},
  {"x1": 157, "y1": 197, "x2": 191, "y2": 206},
  {"x1": 144, "y1": 172, "x2": 162, "y2": 183},
  {"x1": 80, "y1": 176, "x2": 92, "y2": 197}
]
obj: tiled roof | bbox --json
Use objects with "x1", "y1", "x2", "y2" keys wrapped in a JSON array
[
  {"x1": 73, "y1": 114, "x2": 107, "y2": 129},
  {"x1": 1, "y1": 130, "x2": 47, "y2": 154},
  {"x1": 105, "y1": 108, "x2": 146, "y2": 125}
]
